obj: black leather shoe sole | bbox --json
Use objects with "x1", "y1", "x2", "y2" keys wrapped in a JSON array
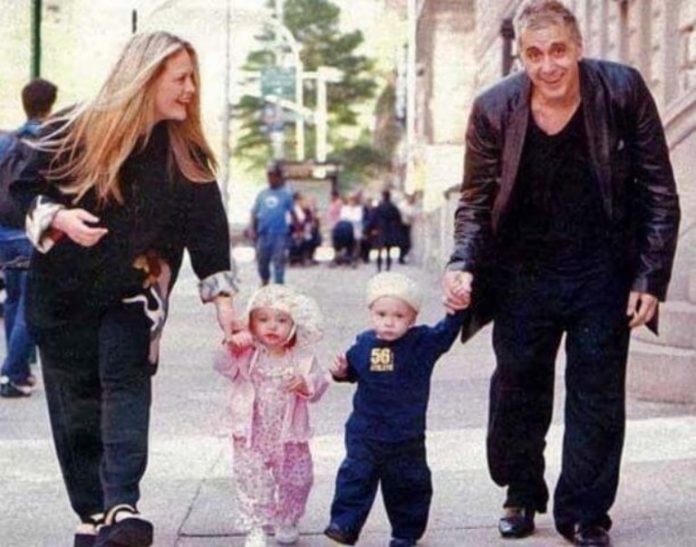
[
  {"x1": 95, "y1": 520, "x2": 153, "y2": 547},
  {"x1": 324, "y1": 524, "x2": 358, "y2": 545},
  {"x1": 73, "y1": 533, "x2": 97, "y2": 547},
  {"x1": 499, "y1": 511, "x2": 536, "y2": 539},
  {"x1": 574, "y1": 527, "x2": 611, "y2": 546}
]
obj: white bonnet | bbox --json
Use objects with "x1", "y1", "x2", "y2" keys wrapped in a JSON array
[
  {"x1": 246, "y1": 284, "x2": 323, "y2": 346},
  {"x1": 366, "y1": 272, "x2": 422, "y2": 312}
]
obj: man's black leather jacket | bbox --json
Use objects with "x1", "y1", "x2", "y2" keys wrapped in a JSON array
[{"x1": 448, "y1": 59, "x2": 680, "y2": 304}]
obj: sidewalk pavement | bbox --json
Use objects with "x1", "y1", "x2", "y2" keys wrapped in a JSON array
[{"x1": 2, "y1": 250, "x2": 696, "y2": 546}]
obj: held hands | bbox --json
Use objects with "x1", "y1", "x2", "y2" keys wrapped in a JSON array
[
  {"x1": 215, "y1": 295, "x2": 242, "y2": 342},
  {"x1": 627, "y1": 291, "x2": 658, "y2": 329},
  {"x1": 52, "y1": 209, "x2": 108, "y2": 247},
  {"x1": 226, "y1": 330, "x2": 254, "y2": 352},
  {"x1": 330, "y1": 353, "x2": 349, "y2": 380},
  {"x1": 443, "y1": 270, "x2": 474, "y2": 313}
]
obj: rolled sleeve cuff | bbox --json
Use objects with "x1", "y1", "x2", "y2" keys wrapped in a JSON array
[
  {"x1": 26, "y1": 195, "x2": 65, "y2": 254},
  {"x1": 445, "y1": 259, "x2": 469, "y2": 272},
  {"x1": 199, "y1": 270, "x2": 239, "y2": 303}
]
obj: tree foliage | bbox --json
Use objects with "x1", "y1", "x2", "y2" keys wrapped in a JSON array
[{"x1": 233, "y1": 0, "x2": 381, "y2": 179}]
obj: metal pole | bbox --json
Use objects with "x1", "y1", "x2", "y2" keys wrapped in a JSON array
[
  {"x1": 316, "y1": 73, "x2": 327, "y2": 162},
  {"x1": 132, "y1": 9, "x2": 138, "y2": 33},
  {"x1": 220, "y1": 0, "x2": 231, "y2": 210},
  {"x1": 273, "y1": 21, "x2": 305, "y2": 161},
  {"x1": 500, "y1": 18, "x2": 515, "y2": 77},
  {"x1": 30, "y1": 0, "x2": 42, "y2": 78},
  {"x1": 273, "y1": 0, "x2": 285, "y2": 160},
  {"x1": 405, "y1": 0, "x2": 417, "y2": 191},
  {"x1": 296, "y1": 59, "x2": 305, "y2": 160}
]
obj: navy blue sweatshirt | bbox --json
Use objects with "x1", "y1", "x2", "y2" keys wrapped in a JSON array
[{"x1": 339, "y1": 312, "x2": 467, "y2": 442}]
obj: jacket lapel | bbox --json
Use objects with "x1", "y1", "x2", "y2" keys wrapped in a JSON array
[
  {"x1": 580, "y1": 61, "x2": 613, "y2": 218},
  {"x1": 494, "y1": 74, "x2": 530, "y2": 231}
]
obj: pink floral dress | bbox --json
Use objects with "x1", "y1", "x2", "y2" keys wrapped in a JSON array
[{"x1": 233, "y1": 350, "x2": 315, "y2": 531}]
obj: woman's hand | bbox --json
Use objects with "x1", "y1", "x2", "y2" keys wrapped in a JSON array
[{"x1": 52, "y1": 209, "x2": 108, "y2": 247}]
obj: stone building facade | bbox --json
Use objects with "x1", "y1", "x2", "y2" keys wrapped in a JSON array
[{"x1": 412, "y1": 0, "x2": 696, "y2": 402}]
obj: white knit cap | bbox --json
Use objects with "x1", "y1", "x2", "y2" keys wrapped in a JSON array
[
  {"x1": 366, "y1": 272, "x2": 422, "y2": 312},
  {"x1": 247, "y1": 284, "x2": 323, "y2": 347},
  {"x1": 246, "y1": 284, "x2": 323, "y2": 347}
]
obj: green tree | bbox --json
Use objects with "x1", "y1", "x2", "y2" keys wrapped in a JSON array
[{"x1": 233, "y1": 0, "x2": 380, "y2": 179}]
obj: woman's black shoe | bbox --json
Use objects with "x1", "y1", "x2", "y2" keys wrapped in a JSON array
[
  {"x1": 94, "y1": 505, "x2": 153, "y2": 546},
  {"x1": 74, "y1": 513, "x2": 104, "y2": 547},
  {"x1": 498, "y1": 507, "x2": 536, "y2": 538}
]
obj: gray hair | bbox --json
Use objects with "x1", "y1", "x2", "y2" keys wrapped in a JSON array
[{"x1": 515, "y1": 0, "x2": 583, "y2": 47}]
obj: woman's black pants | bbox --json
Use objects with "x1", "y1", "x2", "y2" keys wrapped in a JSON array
[{"x1": 37, "y1": 303, "x2": 152, "y2": 522}]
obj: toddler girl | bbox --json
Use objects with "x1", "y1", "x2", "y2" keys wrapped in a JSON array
[{"x1": 215, "y1": 284, "x2": 327, "y2": 547}]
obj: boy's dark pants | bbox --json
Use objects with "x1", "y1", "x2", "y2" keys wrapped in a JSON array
[
  {"x1": 36, "y1": 303, "x2": 152, "y2": 522},
  {"x1": 330, "y1": 434, "x2": 433, "y2": 541},
  {"x1": 487, "y1": 260, "x2": 630, "y2": 533}
]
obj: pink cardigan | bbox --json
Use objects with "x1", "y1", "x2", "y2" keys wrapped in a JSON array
[{"x1": 214, "y1": 345, "x2": 329, "y2": 445}]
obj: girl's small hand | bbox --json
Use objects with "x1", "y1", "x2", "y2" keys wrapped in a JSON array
[
  {"x1": 285, "y1": 374, "x2": 310, "y2": 396},
  {"x1": 330, "y1": 354, "x2": 348, "y2": 379}
]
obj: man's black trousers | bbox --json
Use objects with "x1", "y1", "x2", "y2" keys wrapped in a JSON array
[
  {"x1": 487, "y1": 259, "x2": 631, "y2": 534},
  {"x1": 329, "y1": 434, "x2": 433, "y2": 542},
  {"x1": 36, "y1": 303, "x2": 152, "y2": 522}
]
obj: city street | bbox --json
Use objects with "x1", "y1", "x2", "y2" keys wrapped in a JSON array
[{"x1": 2, "y1": 252, "x2": 696, "y2": 546}]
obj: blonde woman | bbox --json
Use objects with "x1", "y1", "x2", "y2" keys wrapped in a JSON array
[{"x1": 12, "y1": 32, "x2": 239, "y2": 547}]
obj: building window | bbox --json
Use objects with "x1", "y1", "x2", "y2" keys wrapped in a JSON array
[
  {"x1": 680, "y1": 23, "x2": 696, "y2": 93},
  {"x1": 618, "y1": 0, "x2": 630, "y2": 62}
]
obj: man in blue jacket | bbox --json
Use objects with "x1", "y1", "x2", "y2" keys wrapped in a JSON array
[
  {"x1": 0, "y1": 78, "x2": 57, "y2": 398},
  {"x1": 443, "y1": 1, "x2": 680, "y2": 545},
  {"x1": 250, "y1": 162, "x2": 295, "y2": 285}
]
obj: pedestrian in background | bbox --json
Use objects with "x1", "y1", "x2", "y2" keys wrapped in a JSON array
[
  {"x1": 216, "y1": 284, "x2": 327, "y2": 547},
  {"x1": 338, "y1": 191, "x2": 365, "y2": 265},
  {"x1": 0, "y1": 78, "x2": 57, "y2": 398},
  {"x1": 325, "y1": 272, "x2": 470, "y2": 547},
  {"x1": 250, "y1": 162, "x2": 295, "y2": 285},
  {"x1": 325, "y1": 188, "x2": 343, "y2": 234},
  {"x1": 11, "y1": 32, "x2": 239, "y2": 547},
  {"x1": 370, "y1": 190, "x2": 403, "y2": 272},
  {"x1": 396, "y1": 193, "x2": 418, "y2": 264},
  {"x1": 443, "y1": 1, "x2": 680, "y2": 545}
]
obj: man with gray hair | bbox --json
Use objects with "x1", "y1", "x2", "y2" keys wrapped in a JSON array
[{"x1": 443, "y1": 1, "x2": 680, "y2": 545}]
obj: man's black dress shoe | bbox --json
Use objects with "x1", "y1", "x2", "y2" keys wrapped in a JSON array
[
  {"x1": 498, "y1": 507, "x2": 536, "y2": 538},
  {"x1": 574, "y1": 525, "x2": 611, "y2": 546}
]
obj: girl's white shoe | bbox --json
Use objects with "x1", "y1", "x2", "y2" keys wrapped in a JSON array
[
  {"x1": 245, "y1": 527, "x2": 268, "y2": 547},
  {"x1": 275, "y1": 524, "x2": 299, "y2": 544}
]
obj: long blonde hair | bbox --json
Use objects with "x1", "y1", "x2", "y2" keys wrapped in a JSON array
[{"x1": 41, "y1": 31, "x2": 217, "y2": 205}]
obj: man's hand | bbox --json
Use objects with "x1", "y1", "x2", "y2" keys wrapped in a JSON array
[
  {"x1": 442, "y1": 270, "x2": 474, "y2": 313},
  {"x1": 330, "y1": 354, "x2": 349, "y2": 379},
  {"x1": 627, "y1": 291, "x2": 658, "y2": 329},
  {"x1": 52, "y1": 209, "x2": 108, "y2": 247}
]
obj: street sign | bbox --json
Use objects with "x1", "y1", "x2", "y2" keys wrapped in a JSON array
[
  {"x1": 261, "y1": 67, "x2": 296, "y2": 100},
  {"x1": 261, "y1": 103, "x2": 284, "y2": 132}
]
